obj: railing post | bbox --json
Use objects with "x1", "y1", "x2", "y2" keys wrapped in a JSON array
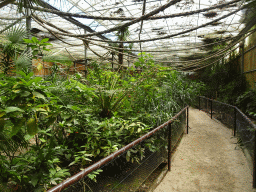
[
  {"x1": 187, "y1": 107, "x2": 189, "y2": 134},
  {"x1": 168, "y1": 123, "x2": 172, "y2": 171},
  {"x1": 199, "y1": 96, "x2": 200, "y2": 111},
  {"x1": 206, "y1": 98, "x2": 208, "y2": 113},
  {"x1": 253, "y1": 130, "x2": 256, "y2": 188},
  {"x1": 210, "y1": 99, "x2": 213, "y2": 119},
  {"x1": 234, "y1": 107, "x2": 236, "y2": 137}
]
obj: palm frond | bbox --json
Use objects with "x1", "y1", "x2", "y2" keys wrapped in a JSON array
[
  {"x1": 14, "y1": 50, "x2": 32, "y2": 71},
  {"x1": 4, "y1": 25, "x2": 27, "y2": 44}
]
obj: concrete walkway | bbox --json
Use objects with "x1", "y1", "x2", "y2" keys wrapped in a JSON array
[{"x1": 154, "y1": 108, "x2": 255, "y2": 192}]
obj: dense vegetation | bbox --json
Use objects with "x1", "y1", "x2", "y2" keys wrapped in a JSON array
[
  {"x1": 0, "y1": 36, "x2": 204, "y2": 191},
  {"x1": 199, "y1": 53, "x2": 256, "y2": 118}
]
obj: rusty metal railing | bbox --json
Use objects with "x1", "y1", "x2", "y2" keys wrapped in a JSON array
[
  {"x1": 48, "y1": 106, "x2": 189, "y2": 192},
  {"x1": 198, "y1": 96, "x2": 256, "y2": 188}
]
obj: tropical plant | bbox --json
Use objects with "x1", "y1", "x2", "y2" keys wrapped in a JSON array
[
  {"x1": 23, "y1": 37, "x2": 52, "y2": 58},
  {"x1": 0, "y1": 26, "x2": 27, "y2": 74},
  {"x1": 0, "y1": 51, "x2": 205, "y2": 190}
]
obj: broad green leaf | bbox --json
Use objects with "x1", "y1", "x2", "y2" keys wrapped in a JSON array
[
  {"x1": 74, "y1": 119, "x2": 79, "y2": 125},
  {"x1": 28, "y1": 45, "x2": 37, "y2": 49},
  {"x1": 42, "y1": 43, "x2": 52, "y2": 46},
  {"x1": 0, "y1": 112, "x2": 5, "y2": 118},
  {"x1": 49, "y1": 169, "x2": 56, "y2": 175},
  {"x1": 67, "y1": 105, "x2": 80, "y2": 111},
  {"x1": 24, "y1": 134, "x2": 34, "y2": 141},
  {"x1": 12, "y1": 89, "x2": 21, "y2": 93},
  {"x1": 27, "y1": 118, "x2": 38, "y2": 135},
  {"x1": 43, "y1": 48, "x2": 51, "y2": 51},
  {"x1": 20, "y1": 91, "x2": 30, "y2": 97},
  {"x1": 33, "y1": 91, "x2": 45, "y2": 100},
  {"x1": 34, "y1": 108, "x2": 47, "y2": 112},
  {"x1": 11, "y1": 119, "x2": 24, "y2": 136},
  {"x1": 40, "y1": 38, "x2": 49, "y2": 43},
  {"x1": 33, "y1": 77, "x2": 42, "y2": 83},
  {"x1": 31, "y1": 36, "x2": 39, "y2": 43},
  {"x1": 5, "y1": 107, "x2": 24, "y2": 113},
  {"x1": 31, "y1": 177, "x2": 39, "y2": 187},
  {"x1": 23, "y1": 39, "x2": 33, "y2": 43},
  {"x1": 27, "y1": 72, "x2": 34, "y2": 78},
  {"x1": 39, "y1": 138, "x2": 46, "y2": 142}
]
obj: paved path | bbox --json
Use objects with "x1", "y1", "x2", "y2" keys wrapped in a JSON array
[{"x1": 154, "y1": 108, "x2": 255, "y2": 192}]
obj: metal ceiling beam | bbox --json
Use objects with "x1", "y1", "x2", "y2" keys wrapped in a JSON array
[{"x1": 36, "y1": 0, "x2": 109, "y2": 41}]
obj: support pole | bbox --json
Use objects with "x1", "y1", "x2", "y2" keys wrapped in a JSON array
[
  {"x1": 111, "y1": 52, "x2": 114, "y2": 70},
  {"x1": 187, "y1": 107, "x2": 189, "y2": 134},
  {"x1": 128, "y1": 54, "x2": 130, "y2": 67},
  {"x1": 25, "y1": 8, "x2": 32, "y2": 70},
  {"x1": 84, "y1": 29, "x2": 88, "y2": 77},
  {"x1": 168, "y1": 123, "x2": 172, "y2": 171},
  {"x1": 26, "y1": 8, "x2": 31, "y2": 40},
  {"x1": 253, "y1": 130, "x2": 256, "y2": 188},
  {"x1": 210, "y1": 100, "x2": 213, "y2": 119},
  {"x1": 199, "y1": 96, "x2": 200, "y2": 111},
  {"x1": 234, "y1": 107, "x2": 236, "y2": 137}
]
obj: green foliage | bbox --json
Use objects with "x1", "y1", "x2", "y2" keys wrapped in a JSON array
[
  {"x1": 23, "y1": 37, "x2": 52, "y2": 58},
  {"x1": 199, "y1": 56, "x2": 247, "y2": 104},
  {"x1": 0, "y1": 26, "x2": 27, "y2": 74},
  {"x1": 0, "y1": 52, "x2": 202, "y2": 190},
  {"x1": 236, "y1": 89, "x2": 256, "y2": 115}
]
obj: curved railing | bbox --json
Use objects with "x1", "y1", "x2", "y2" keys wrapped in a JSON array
[
  {"x1": 48, "y1": 106, "x2": 189, "y2": 192},
  {"x1": 198, "y1": 96, "x2": 256, "y2": 188}
]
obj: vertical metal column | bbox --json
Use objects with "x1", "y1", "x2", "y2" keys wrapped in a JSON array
[
  {"x1": 210, "y1": 100, "x2": 213, "y2": 119},
  {"x1": 253, "y1": 130, "x2": 256, "y2": 188},
  {"x1": 84, "y1": 29, "x2": 88, "y2": 77},
  {"x1": 234, "y1": 107, "x2": 236, "y2": 137},
  {"x1": 199, "y1": 96, "x2": 200, "y2": 111},
  {"x1": 111, "y1": 52, "x2": 114, "y2": 70},
  {"x1": 168, "y1": 123, "x2": 172, "y2": 171},
  {"x1": 187, "y1": 107, "x2": 189, "y2": 134},
  {"x1": 206, "y1": 98, "x2": 208, "y2": 113},
  {"x1": 240, "y1": 41, "x2": 244, "y2": 75},
  {"x1": 25, "y1": 8, "x2": 32, "y2": 69},
  {"x1": 25, "y1": 8, "x2": 31, "y2": 40}
]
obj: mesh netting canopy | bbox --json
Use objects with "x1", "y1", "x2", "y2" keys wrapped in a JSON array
[{"x1": 0, "y1": 0, "x2": 253, "y2": 71}]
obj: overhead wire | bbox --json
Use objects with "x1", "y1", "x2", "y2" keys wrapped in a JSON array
[
  {"x1": 2, "y1": 0, "x2": 251, "y2": 72},
  {"x1": 30, "y1": 12, "x2": 256, "y2": 62},
  {"x1": 32, "y1": 4, "x2": 247, "y2": 46},
  {"x1": 175, "y1": 27, "x2": 256, "y2": 70},
  {"x1": 25, "y1": 0, "x2": 241, "y2": 21}
]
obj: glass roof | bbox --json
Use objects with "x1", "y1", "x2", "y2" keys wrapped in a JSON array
[{"x1": 0, "y1": 0, "x2": 249, "y2": 71}]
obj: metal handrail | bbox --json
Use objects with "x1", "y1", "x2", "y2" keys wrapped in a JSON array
[
  {"x1": 235, "y1": 106, "x2": 256, "y2": 130},
  {"x1": 199, "y1": 96, "x2": 256, "y2": 130},
  {"x1": 48, "y1": 106, "x2": 189, "y2": 192},
  {"x1": 199, "y1": 96, "x2": 235, "y2": 108},
  {"x1": 198, "y1": 96, "x2": 256, "y2": 188}
]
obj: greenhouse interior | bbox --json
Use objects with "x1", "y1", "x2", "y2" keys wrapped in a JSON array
[{"x1": 0, "y1": 0, "x2": 256, "y2": 191}]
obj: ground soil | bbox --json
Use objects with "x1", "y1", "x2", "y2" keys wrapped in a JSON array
[{"x1": 154, "y1": 107, "x2": 256, "y2": 192}]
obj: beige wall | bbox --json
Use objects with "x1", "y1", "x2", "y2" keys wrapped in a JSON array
[{"x1": 243, "y1": 28, "x2": 256, "y2": 90}]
